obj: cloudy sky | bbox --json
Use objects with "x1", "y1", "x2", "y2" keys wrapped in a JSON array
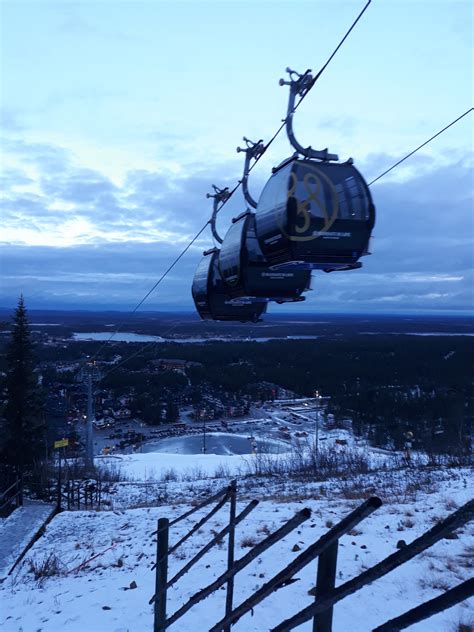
[{"x1": 1, "y1": 0, "x2": 473, "y2": 314}]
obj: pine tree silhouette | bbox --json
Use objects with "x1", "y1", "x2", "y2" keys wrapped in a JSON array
[{"x1": 2, "y1": 296, "x2": 46, "y2": 476}]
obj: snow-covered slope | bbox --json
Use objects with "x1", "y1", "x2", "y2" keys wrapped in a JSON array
[{"x1": 0, "y1": 468, "x2": 472, "y2": 631}]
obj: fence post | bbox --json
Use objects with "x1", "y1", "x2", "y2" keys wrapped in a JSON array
[
  {"x1": 313, "y1": 540, "x2": 338, "y2": 632},
  {"x1": 224, "y1": 480, "x2": 237, "y2": 632},
  {"x1": 18, "y1": 474, "x2": 23, "y2": 507},
  {"x1": 67, "y1": 479, "x2": 71, "y2": 510},
  {"x1": 57, "y1": 451, "x2": 62, "y2": 511},
  {"x1": 154, "y1": 517, "x2": 169, "y2": 632}
]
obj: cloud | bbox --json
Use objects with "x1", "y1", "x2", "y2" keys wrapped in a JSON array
[
  {"x1": 0, "y1": 167, "x2": 34, "y2": 189},
  {"x1": 1, "y1": 136, "x2": 472, "y2": 312},
  {"x1": 41, "y1": 168, "x2": 118, "y2": 203},
  {"x1": 0, "y1": 242, "x2": 201, "y2": 310},
  {"x1": 2, "y1": 138, "x2": 73, "y2": 178},
  {"x1": 1, "y1": 141, "x2": 217, "y2": 246}
]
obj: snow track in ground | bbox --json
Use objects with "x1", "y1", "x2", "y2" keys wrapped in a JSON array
[{"x1": 0, "y1": 501, "x2": 56, "y2": 580}]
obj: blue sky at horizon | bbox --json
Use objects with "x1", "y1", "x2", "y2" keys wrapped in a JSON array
[{"x1": 1, "y1": 0, "x2": 473, "y2": 314}]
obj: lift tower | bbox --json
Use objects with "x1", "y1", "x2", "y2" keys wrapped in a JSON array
[{"x1": 81, "y1": 361, "x2": 101, "y2": 472}]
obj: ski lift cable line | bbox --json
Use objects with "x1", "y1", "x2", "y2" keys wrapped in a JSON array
[
  {"x1": 87, "y1": 221, "x2": 209, "y2": 364},
  {"x1": 215, "y1": 0, "x2": 373, "y2": 216},
  {"x1": 80, "y1": 0, "x2": 372, "y2": 367},
  {"x1": 87, "y1": 108, "x2": 473, "y2": 378},
  {"x1": 309, "y1": 0, "x2": 372, "y2": 88},
  {"x1": 368, "y1": 108, "x2": 474, "y2": 187},
  {"x1": 253, "y1": 0, "x2": 373, "y2": 157},
  {"x1": 97, "y1": 319, "x2": 186, "y2": 384}
]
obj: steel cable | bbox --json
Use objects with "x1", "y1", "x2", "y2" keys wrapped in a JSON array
[
  {"x1": 82, "y1": 1, "x2": 373, "y2": 368},
  {"x1": 368, "y1": 108, "x2": 473, "y2": 186},
  {"x1": 81, "y1": 3, "x2": 472, "y2": 373}
]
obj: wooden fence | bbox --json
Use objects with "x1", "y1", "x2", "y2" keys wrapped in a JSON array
[
  {"x1": 148, "y1": 486, "x2": 473, "y2": 631},
  {"x1": 53, "y1": 457, "x2": 103, "y2": 511},
  {"x1": 61, "y1": 477, "x2": 103, "y2": 511},
  {"x1": 0, "y1": 476, "x2": 23, "y2": 517}
]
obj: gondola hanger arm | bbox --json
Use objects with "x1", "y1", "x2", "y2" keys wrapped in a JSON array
[
  {"x1": 206, "y1": 185, "x2": 230, "y2": 244},
  {"x1": 280, "y1": 66, "x2": 339, "y2": 162},
  {"x1": 236, "y1": 137, "x2": 265, "y2": 209}
]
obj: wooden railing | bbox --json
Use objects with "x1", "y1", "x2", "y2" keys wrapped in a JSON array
[
  {"x1": 149, "y1": 481, "x2": 260, "y2": 632},
  {"x1": 147, "y1": 486, "x2": 473, "y2": 631},
  {"x1": 271, "y1": 499, "x2": 474, "y2": 632},
  {"x1": 0, "y1": 477, "x2": 23, "y2": 515}
]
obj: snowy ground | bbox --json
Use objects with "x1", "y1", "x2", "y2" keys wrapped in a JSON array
[
  {"x1": 0, "y1": 466, "x2": 472, "y2": 632},
  {"x1": 91, "y1": 439, "x2": 400, "y2": 501},
  {"x1": 94, "y1": 448, "x2": 256, "y2": 481},
  {"x1": 92, "y1": 422, "x2": 360, "y2": 483}
]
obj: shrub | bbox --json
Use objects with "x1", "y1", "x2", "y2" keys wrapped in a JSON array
[
  {"x1": 240, "y1": 535, "x2": 257, "y2": 548},
  {"x1": 27, "y1": 552, "x2": 65, "y2": 585},
  {"x1": 161, "y1": 468, "x2": 179, "y2": 482}
]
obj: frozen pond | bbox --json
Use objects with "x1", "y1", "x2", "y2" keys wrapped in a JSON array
[
  {"x1": 72, "y1": 332, "x2": 321, "y2": 343},
  {"x1": 141, "y1": 433, "x2": 287, "y2": 456},
  {"x1": 74, "y1": 332, "x2": 163, "y2": 342},
  {"x1": 72, "y1": 330, "x2": 474, "y2": 344}
]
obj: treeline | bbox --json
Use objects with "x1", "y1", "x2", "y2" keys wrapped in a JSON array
[
  {"x1": 9, "y1": 334, "x2": 472, "y2": 395},
  {"x1": 103, "y1": 335, "x2": 473, "y2": 394},
  {"x1": 106, "y1": 335, "x2": 472, "y2": 453},
  {"x1": 3, "y1": 333, "x2": 471, "y2": 453}
]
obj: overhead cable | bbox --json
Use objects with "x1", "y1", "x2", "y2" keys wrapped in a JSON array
[
  {"x1": 309, "y1": 0, "x2": 371, "y2": 88},
  {"x1": 368, "y1": 108, "x2": 473, "y2": 186},
  {"x1": 87, "y1": 222, "x2": 209, "y2": 363},
  {"x1": 219, "y1": 0, "x2": 373, "y2": 208},
  {"x1": 91, "y1": 107, "x2": 472, "y2": 378},
  {"x1": 85, "y1": 1, "x2": 372, "y2": 363}
]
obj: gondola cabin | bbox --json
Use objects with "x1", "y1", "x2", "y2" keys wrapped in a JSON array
[
  {"x1": 254, "y1": 157, "x2": 375, "y2": 272},
  {"x1": 192, "y1": 249, "x2": 267, "y2": 322},
  {"x1": 218, "y1": 212, "x2": 311, "y2": 301}
]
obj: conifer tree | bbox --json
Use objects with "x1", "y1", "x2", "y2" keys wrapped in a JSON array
[{"x1": 1, "y1": 296, "x2": 45, "y2": 475}]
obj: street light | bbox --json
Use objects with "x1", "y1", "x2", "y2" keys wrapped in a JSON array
[
  {"x1": 202, "y1": 416, "x2": 207, "y2": 454},
  {"x1": 314, "y1": 390, "x2": 319, "y2": 466}
]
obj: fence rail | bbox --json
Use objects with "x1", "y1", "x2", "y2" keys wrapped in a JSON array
[
  {"x1": 150, "y1": 480, "x2": 257, "y2": 632},
  {"x1": 151, "y1": 485, "x2": 231, "y2": 535},
  {"x1": 148, "y1": 487, "x2": 473, "y2": 632},
  {"x1": 373, "y1": 577, "x2": 474, "y2": 632},
  {"x1": 166, "y1": 507, "x2": 311, "y2": 628},
  {"x1": 0, "y1": 477, "x2": 23, "y2": 514},
  {"x1": 209, "y1": 496, "x2": 382, "y2": 632},
  {"x1": 272, "y1": 499, "x2": 474, "y2": 631},
  {"x1": 167, "y1": 499, "x2": 258, "y2": 590}
]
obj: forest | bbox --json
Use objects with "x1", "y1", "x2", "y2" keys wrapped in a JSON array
[
  {"x1": 0, "y1": 323, "x2": 472, "y2": 455},
  {"x1": 50, "y1": 334, "x2": 474, "y2": 455}
]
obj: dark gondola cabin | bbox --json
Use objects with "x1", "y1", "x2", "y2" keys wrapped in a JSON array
[
  {"x1": 218, "y1": 212, "x2": 311, "y2": 301},
  {"x1": 254, "y1": 157, "x2": 375, "y2": 272},
  {"x1": 192, "y1": 249, "x2": 267, "y2": 322}
]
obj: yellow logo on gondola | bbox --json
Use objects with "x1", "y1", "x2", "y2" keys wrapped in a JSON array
[{"x1": 280, "y1": 163, "x2": 339, "y2": 242}]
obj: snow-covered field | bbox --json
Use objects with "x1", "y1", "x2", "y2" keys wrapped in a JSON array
[
  {"x1": 96, "y1": 450, "x2": 249, "y2": 480},
  {"x1": 0, "y1": 464, "x2": 472, "y2": 632},
  {"x1": 92, "y1": 423, "x2": 362, "y2": 483}
]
